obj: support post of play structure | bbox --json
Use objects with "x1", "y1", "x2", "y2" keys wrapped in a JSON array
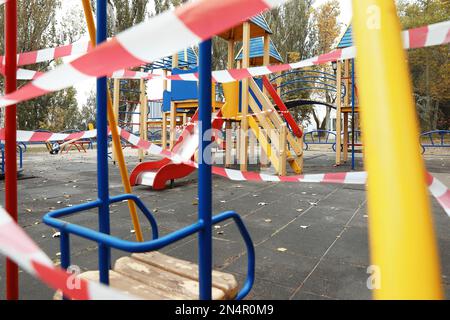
[
  {"x1": 351, "y1": 59, "x2": 356, "y2": 170},
  {"x1": 169, "y1": 52, "x2": 179, "y2": 149},
  {"x1": 260, "y1": 33, "x2": 271, "y2": 168},
  {"x1": 112, "y1": 78, "x2": 120, "y2": 164},
  {"x1": 343, "y1": 60, "x2": 350, "y2": 162},
  {"x1": 4, "y1": 0, "x2": 19, "y2": 300},
  {"x1": 96, "y1": 0, "x2": 110, "y2": 284},
  {"x1": 198, "y1": 39, "x2": 213, "y2": 300},
  {"x1": 353, "y1": 0, "x2": 443, "y2": 299},
  {"x1": 240, "y1": 22, "x2": 250, "y2": 172},
  {"x1": 225, "y1": 39, "x2": 234, "y2": 168},
  {"x1": 335, "y1": 61, "x2": 342, "y2": 166},
  {"x1": 81, "y1": 0, "x2": 143, "y2": 243},
  {"x1": 138, "y1": 78, "x2": 146, "y2": 162}
]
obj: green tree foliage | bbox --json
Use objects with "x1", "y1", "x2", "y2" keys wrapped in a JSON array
[
  {"x1": 309, "y1": 0, "x2": 341, "y2": 131},
  {"x1": 79, "y1": 90, "x2": 97, "y2": 131},
  {"x1": 103, "y1": 0, "x2": 150, "y2": 126},
  {"x1": 0, "y1": 0, "x2": 84, "y2": 131},
  {"x1": 263, "y1": 0, "x2": 316, "y2": 126},
  {"x1": 397, "y1": 0, "x2": 450, "y2": 130}
]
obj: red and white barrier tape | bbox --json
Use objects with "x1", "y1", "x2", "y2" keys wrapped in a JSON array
[
  {"x1": 0, "y1": 206, "x2": 136, "y2": 299},
  {"x1": 1, "y1": 39, "x2": 92, "y2": 67},
  {"x1": 10, "y1": 20, "x2": 450, "y2": 81},
  {"x1": 0, "y1": 127, "x2": 99, "y2": 142},
  {"x1": 2, "y1": 125, "x2": 449, "y2": 215},
  {"x1": 0, "y1": 0, "x2": 286, "y2": 105}
]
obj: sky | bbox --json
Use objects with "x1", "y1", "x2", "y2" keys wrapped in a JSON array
[{"x1": 57, "y1": 0, "x2": 354, "y2": 108}]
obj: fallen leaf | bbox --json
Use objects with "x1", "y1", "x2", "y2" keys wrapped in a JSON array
[{"x1": 25, "y1": 208, "x2": 32, "y2": 213}]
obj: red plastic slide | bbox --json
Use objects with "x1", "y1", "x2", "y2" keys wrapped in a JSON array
[
  {"x1": 262, "y1": 76, "x2": 303, "y2": 138},
  {"x1": 130, "y1": 110, "x2": 224, "y2": 190}
]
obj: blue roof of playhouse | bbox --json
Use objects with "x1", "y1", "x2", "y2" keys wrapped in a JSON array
[
  {"x1": 147, "y1": 47, "x2": 198, "y2": 70},
  {"x1": 235, "y1": 37, "x2": 283, "y2": 63},
  {"x1": 337, "y1": 24, "x2": 353, "y2": 48},
  {"x1": 146, "y1": 15, "x2": 271, "y2": 70},
  {"x1": 250, "y1": 14, "x2": 272, "y2": 34}
]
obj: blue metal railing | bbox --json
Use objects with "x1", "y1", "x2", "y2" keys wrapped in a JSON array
[
  {"x1": 303, "y1": 130, "x2": 337, "y2": 151},
  {"x1": 1, "y1": 143, "x2": 24, "y2": 174},
  {"x1": 303, "y1": 130, "x2": 362, "y2": 151},
  {"x1": 420, "y1": 130, "x2": 450, "y2": 154},
  {"x1": 42, "y1": 194, "x2": 255, "y2": 300}
]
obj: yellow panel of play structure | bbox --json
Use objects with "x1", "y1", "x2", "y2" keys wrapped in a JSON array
[
  {"x1": 353, "y1": 0, "x2": 442, "y2": 299},
  {"x1": 221, "y1": 81, "x2": 239, "y2": 118}
]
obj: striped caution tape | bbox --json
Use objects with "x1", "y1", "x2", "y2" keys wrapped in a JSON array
[
  {"x1": 1, "y1": 125, "x2": 449, "y2": 215},
  {"x1": 0, "y1": 127, "x2": 100, "y2": 142},
  {"x1": 10, "y1": 20, "x2": 450, "y2": 81},
  {"x1": 115, "y1": 127, "x2": 450, "y2": 216},
  {"x1": 1, "y1": 39, "x2": 92, "y2": 67},
  {"x1": 0, "y1": 206, "x2": 136, "y2": 299},
  {"x1": 117, "y1": 129, "x2": 450, "y2": 216},
  {"x1": 0, "y1": 0, "x2": 287, "y2": 105}
]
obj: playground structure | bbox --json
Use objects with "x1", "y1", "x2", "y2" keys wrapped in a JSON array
[
  {"x1": 43, "y1": 0, "x2": 252, "y2": 300},
  {"x1": 130, "y1": 15, "x2": 305, "y2": 190},
  {"x1": 0, "y1": 0, "x2": 448, "y2": 301}
]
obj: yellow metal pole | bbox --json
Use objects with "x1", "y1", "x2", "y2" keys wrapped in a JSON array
[
  {"x1": 112, "y1": 78, "x2": 120, "y2": 164},
  {"x1": 353, "y1": 0, "x2": 442, "y2": 299},
  {"x1": 81, "y1": 0, "x2": 144, "y2": 242}
]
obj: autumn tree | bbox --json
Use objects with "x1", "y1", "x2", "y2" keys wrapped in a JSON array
[
  {"x1": 262, "y1": 0, "x2": 315, "y2": 125},
  {"x1": 0, "y1": 0, "x2": 83, "y2": 131},
  {"x1": 397, "y1": 0, "x2": 450, "y2": 130},
  {"x1": 79, "y1": 90, "x2": 97, "y2": 131},
  {"x1": 309, "y1": 0, "x2": 341, "y2": 132}
]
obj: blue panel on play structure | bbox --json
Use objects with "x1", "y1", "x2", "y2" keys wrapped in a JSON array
[
  {"x1": 162, "y1": 67, "x2": 199, "y2": 112},
  {"x1": 239, "y1": 78, "x2": 263, "y2": 112}
]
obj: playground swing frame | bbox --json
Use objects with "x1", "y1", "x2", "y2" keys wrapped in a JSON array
[{"x1": 40, "y1": 0, "x2": 255, "y2": 300}]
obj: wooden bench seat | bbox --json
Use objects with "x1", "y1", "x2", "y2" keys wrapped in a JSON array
[{"x1": 57, "y1": 252, "x2": 238, "y2": 300}]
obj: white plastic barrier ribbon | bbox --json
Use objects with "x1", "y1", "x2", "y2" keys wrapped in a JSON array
[
  {"x1": 0, "y1": 0, "x2": 287, "y2": 105},
  {"x1": 0, "y1": 206, "x2": 137, "y2": 300}
]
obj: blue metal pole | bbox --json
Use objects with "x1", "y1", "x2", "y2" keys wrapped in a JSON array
[
  {"x1": 198, "y1": 39, "x2": 212, "y2": 300},
  {"x1": 96, "y1": 0, "x2": 110, "y2": 285},
  {"x1": 60, "y1": 230, "x2": 70, "y2": 300},
  {"x1": 351, "y1": 59, "x2": 356, "y2": 170}
]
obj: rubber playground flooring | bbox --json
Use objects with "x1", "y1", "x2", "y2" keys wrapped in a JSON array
[{"x1": 0, "y1": 149, "x2": 449, "y2": 300}]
